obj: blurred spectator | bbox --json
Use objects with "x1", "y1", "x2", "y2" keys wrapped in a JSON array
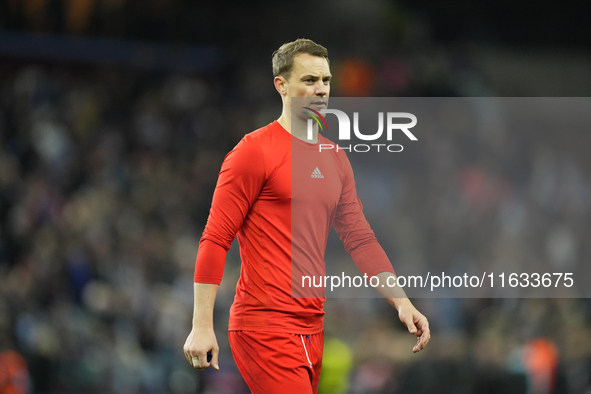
[{"x1": 0, "y1": 350, "x2": 30, "y2": 394}]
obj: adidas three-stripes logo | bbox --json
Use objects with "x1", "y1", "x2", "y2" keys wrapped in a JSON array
[{"x1": 311, "y1": 167, "x2": 324, "y2": 178}]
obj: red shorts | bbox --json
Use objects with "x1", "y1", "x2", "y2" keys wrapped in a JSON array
[{"x1": 229, "y1": 330, "x2": 324, "y2": 394}]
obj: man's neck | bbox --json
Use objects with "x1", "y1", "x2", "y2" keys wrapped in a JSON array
[{"x1": 277, "y1": 109, "x2": 318, "y2": 143}]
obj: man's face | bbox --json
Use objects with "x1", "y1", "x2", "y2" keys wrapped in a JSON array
[{"x1": 284, "y1": 53, "x2": 331, "y2": 110}]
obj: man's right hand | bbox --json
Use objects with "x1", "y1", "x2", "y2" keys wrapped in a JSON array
[{"x1": 183, "y1": 325, "x2": 220, "y2": 370}]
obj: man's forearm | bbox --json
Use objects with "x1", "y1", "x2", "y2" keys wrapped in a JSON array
[
  {"x1": 376, "y1": 272, "x2": 411, "y2": 309},
  {"x1": 192, "y1": 283, "x2": 220, "y2": 327}
]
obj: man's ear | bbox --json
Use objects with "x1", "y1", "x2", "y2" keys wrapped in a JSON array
[{"x1": 274, "y1": 75, "x2": 287, "y2": 96}]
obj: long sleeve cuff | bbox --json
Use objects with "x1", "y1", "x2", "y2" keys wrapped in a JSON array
[
  {"x1": 350, "y1": 242, "x2": 395, "y2": 278},
  {"x1": 194, "y1": 239, "x2": 227, "y2": 284}
]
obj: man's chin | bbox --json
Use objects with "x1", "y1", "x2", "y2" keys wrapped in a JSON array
[{"x1": 305, "y1": 101, "x2": 328, "y2": 111}]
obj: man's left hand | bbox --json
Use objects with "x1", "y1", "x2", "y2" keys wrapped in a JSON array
[{"x1": 396, "y1": 299, "x2": 430, "y2": 353}]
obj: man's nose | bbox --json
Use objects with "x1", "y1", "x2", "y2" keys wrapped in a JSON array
[{"x1": 315, "y1": 82, "x2": 328, "y2": 96}]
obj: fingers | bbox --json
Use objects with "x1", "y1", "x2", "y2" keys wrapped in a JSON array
[
  {"x1": 211, "y1": 347, "x2": 220, "y2": 371},
  {"x1": 398, "y1": 304, "x2": 432, "y2": 353},
  {"x1": 412, "y1": 318, "x2": 431, "y2": 353},
  {"x1": 193, "y1": 350, "x2": 210, "y2": 369},
  {"x1": 183, "y1": 343, "x2": 202, "y2": 369},
  {"x1": 406, "y1": 320, "x2": 418, "y2": 335},
  {"x1": 183, "y1": 344, "x2": 192, "y2": 365},
  {"x1": 401, "y1": 313, "x2": 418, "y2": 335},
  {"x1": 413, "y1": 329, "x2": 431, "y2": 353},
  {"x1": 183, "y1": 329, "x2": 220, "y2": 371},
  {"x1": 183, "y1": 343, "x2": 209, "y2": 370},
  {"x1": 185, "y1": 348, "x2": 220, "y2": 370}
]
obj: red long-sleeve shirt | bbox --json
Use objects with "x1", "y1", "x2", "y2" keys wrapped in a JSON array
[{"x1": 195, "y1": 120, "x2": 394, "y2": 333}]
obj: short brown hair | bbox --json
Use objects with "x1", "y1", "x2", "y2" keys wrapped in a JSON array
[{"x1": 272, "y1": 38, "x2": 329, "y2": 78}]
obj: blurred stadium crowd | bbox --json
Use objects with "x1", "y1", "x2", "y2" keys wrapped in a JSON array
[{"x1": 1, "y1": 1, "x2": 591, "y2": 394}]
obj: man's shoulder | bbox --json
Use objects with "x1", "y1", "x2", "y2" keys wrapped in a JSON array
[
  {"x1": 241, "y1": 121, "x2": 286, "y2": 146},
  {"x1": 231, "y1": 121, "x2": 288, "y2": 159},
  {"x1": 228, "y1": 121, "x2": 288, "y2": 164}
]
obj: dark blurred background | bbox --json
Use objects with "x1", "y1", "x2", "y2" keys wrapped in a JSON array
[{"x1": 1, "y1": 0, "x2": 590, "y2": 393}]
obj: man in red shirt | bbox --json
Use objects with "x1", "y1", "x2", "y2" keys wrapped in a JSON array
[{"x1": 183, "y1": 38, "x2": 430, "y2": 394}]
